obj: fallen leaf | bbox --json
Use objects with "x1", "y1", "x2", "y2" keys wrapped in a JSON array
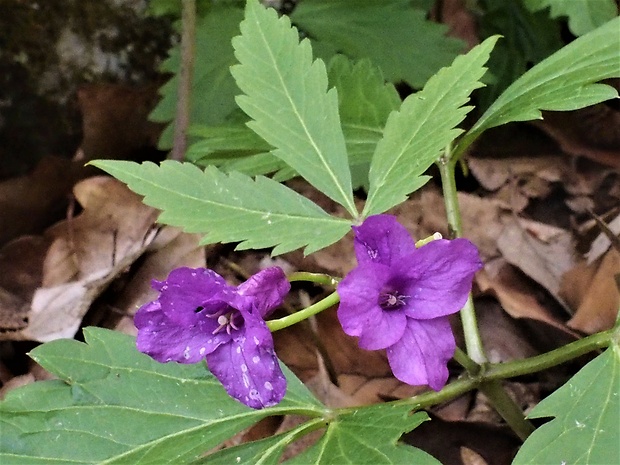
[
  {"x1": 496, "y1": 217, "x2": 576, "y2": 311},
  {"x1": 562, "y1": 249, "x2": 620, "y2": 334}
]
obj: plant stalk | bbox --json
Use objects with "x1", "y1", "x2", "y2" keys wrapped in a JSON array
[
  {"x1": 170, "y1": 0, "x2": 196, "y2": 161},
  {"x1": 268, "y1": 291, "x2": 340, "y2": 332}
]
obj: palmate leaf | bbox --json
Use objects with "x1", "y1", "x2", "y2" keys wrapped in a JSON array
[
  {"x1": 290, "y1": 0, "x2": 465, "y2": 89},
  {"x1": 457, "y1": 16, "x2": 620, "y2": 156},
  {"x1": 150, "y1": 5, "x2": 244, "y2": 149},
  {"x1": 91, "y1": 160, "x2": 351, "y2": 255},
  {"x1": 0, "y1": 328, "x2": 325, "y2": 464},
  {"x1": 188, "y1": 55, "x2": 400, "y2": 190},
  {"x1": 285, "y1": 404, "x2": 439, "y2": 465},
  {"x1": 200, "y1": 404, "x2": 438, "y2": 465},
  {"x1": 362, "y1": 36, "x2": 499, "y2": 217},
  {"x1": 231, "y1": 0, "x2": 357, "y2": 217},
  {"x1": 523, "y1": 0, "x2": 618, "y2": 36},
  {"x1": 514, "y1": 344, "x2": 620, "y2": 465}
]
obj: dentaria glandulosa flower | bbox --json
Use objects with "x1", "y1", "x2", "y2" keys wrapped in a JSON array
[
  {"x1": 337, "y1": 215, "x2": 482, "y2": 391},
  {"x1": 134, "y1": 266, "x2": 290, "y2": 409}
]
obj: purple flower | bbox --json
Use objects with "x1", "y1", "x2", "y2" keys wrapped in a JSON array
[
  {"x1": 337, "y1": 215, "x2": 482, "y2": 390},
  {"x1": 134, "y1": 266, "x2": 290, "y2": 409}
]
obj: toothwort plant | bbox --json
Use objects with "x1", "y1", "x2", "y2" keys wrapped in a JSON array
[{"x1": 1, "y1": 1, "x2": 618, "y2": 464}]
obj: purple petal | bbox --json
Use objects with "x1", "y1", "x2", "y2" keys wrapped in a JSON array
[
  {"x1": 156, "y1": 267, "x2": 230, "y2": 325},
  {"x1": 386, "y1": 317, "x2": 456, "y2": 391},
  {"x1": 353, "y1": 215, "x2": 416, "y2": 267},
  {"x1": 232, "y1": 267, "x2": 290, "y2": 318},
  {"x1": 398, "y1": 238, "x2": 482, "y2": 319},
  {"x1": 337, "y1": 263, "x2": 406, "y2": 349},
  {"x1": 207, "y1": 316, "x2": 286, "y2": 409},
  {"x1": 134, "y1": 300, "x2": 229, "y2": 363}
]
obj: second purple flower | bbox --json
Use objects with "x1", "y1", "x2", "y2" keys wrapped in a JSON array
[
  {"x1": 134, "y1": 266, "x2": 290, "y2": 409},
  {"x1": 337, "y1": 215, "x2": 482, "y2": 391}
]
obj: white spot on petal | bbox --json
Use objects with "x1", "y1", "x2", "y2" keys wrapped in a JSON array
[
  {"x1": 199, "y1": 347, "x2": 206, "y2": 356},
  {"x1": 183, "y1": 346, "x2": 191, "y2": 359},
  {"x1": 241, "y1": 364, "x2": 248, "y2": 372},
  {"x1": 236, "y1": 346, "x2": 241, "y2": 354},
  {"x1": 253, "y1": 336, "x2": 260, "y2": 345},
  {"x1": 249, "y1": 389, "x2": 261, "y2": 401},
  {"x1": 242, "y1": 373, "x2": 250, "y2": 388},
  {"x1": 264, "y1": 381, "x2": 273, "y2": 391},
  {"x1": 252, "y1": 355, "x2": 260, "y2": 364}
]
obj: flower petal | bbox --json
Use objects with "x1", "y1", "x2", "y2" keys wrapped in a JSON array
[
  {"x1": 232, "y1": 267, "x2": 290, "y2": 318},
  {"x1": 206, "y1": 315, "x2": 286, "y2": 409},
  {"x1": 134, "y1": 300, "x2": 228, "y2": 363},
  {"x1": 156, "y1": 267, "x2": 230, "y2": 325},
  {"x1": 399, "y1": 238, "x2": 482, "y2": 319},
  {"x1": 386, "y1": 317, "x2": 456, "y2": 391},
  {"x1": 353, "y1": 214, "x2": 416, "y2": 267},
  {"x1": 337, "y1": 263, "x2": 406, "y2": 349}
]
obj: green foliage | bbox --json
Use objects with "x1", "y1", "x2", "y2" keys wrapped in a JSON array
[
  {"x1": 150, "y1": 5, "x2": 244, "y2": 149},
  {"x1": 91, "y1": 160, "x2": 351, "y2": 255},
  {"x1": 362, "y1": 36, "x2": 498, "y2": 217},
  {"x1": 290, "y1": 0, "x2": 465, "y2": 89},
  {"x1": 523, "y1": 0, "x2": 618, "y2": 36},
  {"x1": 514, "y1": 345, "x2": 620, "y2": 464},
  {"x1": 0, "y1": 330, "x2": 436, "y2": 464},
  {"x1": 187, "y1": 55, "x2": 400, "y2": 189},
  {"x1": 0, "y1": 328, "x2": 325, "y2": 464},
  {"x1": 231, "y1": 0, "x2": 357, "y2": 217},
  {"x1": 328, "y1": 56, "x2": 401, "y2": 188},
  {"x1": 457, "y1": 16, "x2": 620, "y2": 156},
  {"x1": 477, "y1": 0, "x2": 563, "y2": 108},
  {"x1": 285, "y1": 405, "x2": 439, "y2": 464}
]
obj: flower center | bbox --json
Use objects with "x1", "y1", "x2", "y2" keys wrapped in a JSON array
[
  {"x1": 379, "y1": 291, "x2": 409, "y2": 310},
  {"x1": 207, "y1": 309, "x2": 242, "y2": 335}
]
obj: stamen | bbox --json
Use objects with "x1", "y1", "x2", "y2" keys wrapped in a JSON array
[{"x1": 379, "y1": 291, "x2": 409, "y2": 309}]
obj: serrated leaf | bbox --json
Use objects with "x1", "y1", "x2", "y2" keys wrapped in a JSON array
[
  {"x1": 231, "y1": 0, "x2": 357, "y2": 217},
  {"x1": 194, "y1": 419, "x2": 325, "y2": 465},
  {"x1": 150, "y1": 6, "x2": 244, "y2": 149},
  {"x1": 523, "y1": 0, "x2": 618, "y2": 36},
  {"x1": 188, "y1": 55, "x2": 400, "y2": 189},
  {"x1": 459, "y1": 16, "x2": 620, "y2": 154},
  {"x1": 286, "y1": 404, "x2": 440, "y2": 464},
  {"x1": 91, "y1": 160, "x2": 351, "y2": 255},
  {"x1": 290, "y1": 0, "x2": 465, "y2": 89},
  {"x1": 513, "y1": 345, "x2": 620, "y2": 465},
  {"x1": 328, "y1": 55, "x2": 401, "y2": 188},
  {"x1": 477, "y1": 0, "x2": 563, "y2": 108},
  {"x1": 0, "y1": 328, "x2": 326, "y2": 464},
  {"x1": 362, "y1": 36, "x2": 498, "y2": 217}
]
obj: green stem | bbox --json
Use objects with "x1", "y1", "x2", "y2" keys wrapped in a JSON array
[
  {"x1": 268, "y1": 291, "x2": 340, "y2": 332},
  {"x1": 486, "y1": 328, "x2": 613, "y2": 380},
  {"x1": 479, "y1": 381, "x2": 535, "y2": 440},
  {"x1": 375, "y1": 330, "x2": 614, "y2": 428},
  {"x1": 438, "y1": 153, "x2": 487, "y2": 364},
  {"x1": 287, "y1": 272, "x2": 339, "y2": 287},
  {"x1": 453, "y1": 346, "x2": 481, "y2": 375}
]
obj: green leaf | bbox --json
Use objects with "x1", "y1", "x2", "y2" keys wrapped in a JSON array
[
  {"x1": 290, "y1": 0, "x2": 465, "y2": 89},
  {"x1": 188, "y1": 55, "x2": 400, "y2": 189},
  {"x1": 477, "y1": 0, "x2": 563, "y2": 109},
  {"x1": 0, "y1": 328, "x2": 326, "y2": 464},
  {"x1": 328, "y1": 55, "x2": 401, "y2": 188},
  {"x1": 91, "y1": 160, "x2": 351, "y2": 255},
  {"x1": 286, "y1": 404, "x2": 439, "y2": 464},
  {"x1": 150, "y1": 6, "x2": 244, "y2": 149},
  {"x1": 514, "y1": 345, "x2": 620, "y2": 465},
  {"x1": 194, "y1": 419, "x2": 325, "y2": 464},
  {"x1": 523, "y1": 0, "x2": 618, "y2": 36},
  {"x1": 363, "y1": 36, "x2": 498, "y2": 217},
  {"x1": 460, "y1": 16, "x2": 620, "y2": 153},
  {"x1": 231, "y1": 0, "x2": 357, "y2": 217}
]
